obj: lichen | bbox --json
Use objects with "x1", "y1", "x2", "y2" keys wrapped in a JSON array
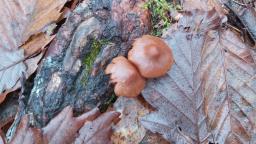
[{"x1": 81, "y1": 38, "x2": 109, "y2": 84}]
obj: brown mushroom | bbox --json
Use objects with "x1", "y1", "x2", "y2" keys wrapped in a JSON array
[
  {"x1": 128, "y1": 35, "x2": 174, "y2": 78},
  {"x1": 105, "y1": 56, "x2": 145, "y2": 97}
]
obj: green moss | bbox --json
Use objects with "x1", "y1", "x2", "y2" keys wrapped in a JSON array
[
  {"x1": 82, "y1": 39, "x2": 109, "y2": 84},
  {"x1": 143, "y1": 0, "x2": 181, "y2": 36}
]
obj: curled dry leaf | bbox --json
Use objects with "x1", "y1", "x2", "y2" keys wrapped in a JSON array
[
  {"x1": 0, "y1": 91, "x2": 9, "y2": 105},
  {"x1": 0, "y1": 130, "x2": 5, "y2": 144},
  {"x1": 0, "y1": 49, "x2": 26, "y2": 94},
  {"x1": 10, "y1": 106, "x2": 119, "y2": 144},
  {"x1": 9, "y1": 115, "x2": 42, "y2": 144},
  {"x1": 0, "y1": 0, "x2": 68, "y2": 102},
  {"x1": 42, "y1": 106, "x2": 100, "y2": 144},
  {"x1": 141, "y1": 9, "x2": 256, "y2": 143},
  {"x1": 111, "y1": 97, "x2": 151, "y2": 144},
  {"x1": 0, "y1": 0, "x2": 68, "y2": 50},
  {"x1": 181, "y1": 0, "x2": 212, "y2": 11},
  {"x1": 75, "y1": 111, "x2": 120, "y2": 144}
]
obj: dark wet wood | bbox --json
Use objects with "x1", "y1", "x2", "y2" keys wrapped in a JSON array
[{"x1": 23, "y1": 0, "x2": 151, "y2": 127}]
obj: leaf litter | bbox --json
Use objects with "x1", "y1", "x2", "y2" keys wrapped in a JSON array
[
  {"x1": 8, "y1": 106, "x2": 119, "y2": 144},
  {"x1": 0, "y1": 0, "x2": 68, "y2": 102},
  {"x1": 141, "y1": 8, "x2": 256, "y2": 144}
]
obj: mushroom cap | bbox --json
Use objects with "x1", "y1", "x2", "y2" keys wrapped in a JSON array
[
  {"x1": 128, "y1": 35, "x2": 174, "y2": 78},
  {"x1": 105, "y1": 56, "x2": 145, "y2": 97}
]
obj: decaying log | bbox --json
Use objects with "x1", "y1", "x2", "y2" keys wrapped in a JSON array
[{"x1": 24, "y1": 0, "x2": 151, "y2": 127}]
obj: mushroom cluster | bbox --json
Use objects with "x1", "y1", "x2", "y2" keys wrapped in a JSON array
[{"x1": 105, "y1": 35, "x2": 174, "y2": 97}]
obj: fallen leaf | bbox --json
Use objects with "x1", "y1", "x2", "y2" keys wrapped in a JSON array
[
  {"x1": 0, "y1": 0, "x2": 68, "y2": 102},
  {"x1": 9, "y1": 115, "x2": 43, "y2": 144},
  {"x1": 181, "y1": 0, "x2": 212, "y2": 11},
  {"x1": 200, "y1": 29, "x2": 256, "y2": 144},
  {"x1": 10, "y1": 106, "x2": 120, "y2": 144},
  {"x1": 22, "y1": 33, "x2": 54, "y2": 56},
  {"x1": 181, "y1": 0, "x2": 227, "y2": 18},
  {"x1": 42, "y1": 106, "x2": 100, "y2": 144},
  {"x1": 0, "y1": 130, "x2": 6, "y2": 144},
  {"x1": 0, "y1": 0, "x2": 68, "y2": 50},
  {"x1": 111, "y1": 96, "x2": 151, "y2": 144},
  {"x1": 0, "y1": 91, "x2": 9, "y2": 104},
  {"x1": 0, "y1": 50, "x2": 43, "y2": 104},
  {"x1": 140, "y1": 131, "x2": 170, "y2": 144},
  {"x1": 24, "y1": 0, "x2": 68, "y2": 41},
  {"x1": 0, "y1": 49, "x2": 26, "y2": 94},
  {"x1": 141, "y1": 9, "x2": 256, "y2": 143},
  {"x1": 75, "y1": 111, "x2": 120, "y2": 144}
]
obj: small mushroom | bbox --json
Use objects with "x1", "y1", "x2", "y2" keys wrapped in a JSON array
[
  {"x1": 128, "y1": 35, "x2": 174, "y2": 78},
  {"x1": 105, "y1": 56, "x2": 145, "y2": 97}
]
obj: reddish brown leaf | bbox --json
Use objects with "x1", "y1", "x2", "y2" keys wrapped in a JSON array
[
  {"x1": 141, "y1": 9, "x2": 256, "y2": 143},
  {"x1": 0, "y1": 0, "x2": 68, "y2": 102},
  {"x1": 181, "y1": 0, "x2": 211, "y2": 11},
  {"x1": 0, "y1": 91, "x2": 8, "y2": 105},
  {"x1": 181, "y1": 0, "x2": 227, "y2": 18},
  {"x1": 0, "y1": 130, "x2": 6, "y2": 144},
  {"x1": 0, "y1": 49, "x2": 26, "y2": 95},
  {"x1": 10, "y1": 106, "x2": 120, "y2": 144},
  {"x1": 111, "y1": 97, "x2": 151, "y2": 144},
  {"x1": 42, "y1": 106, "x2": 100, "y2": 144},
  {"x1": 10, "y1": 115, "x2": 42, "y2": 144},
  {"x1": 22, "y1": 34, "x2": 54, "y2": 56},
  {"x1": 75, "y1": 111, "x2": 120, "y2": 144},
  {"x1": 200, "y1": 29, "x2": 256, "y2": 143},
  {"x1": 0, "y1": 0, "x2": 68, "y2": 50}
]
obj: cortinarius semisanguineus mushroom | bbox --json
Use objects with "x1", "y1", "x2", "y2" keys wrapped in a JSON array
[{"x1": 128, "y1": 35, "x2": 174, "y2": 78}]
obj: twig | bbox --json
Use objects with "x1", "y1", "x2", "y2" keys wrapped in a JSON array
[
  {"x1": 6, "y1": 73, "x2": 27, "y2": 142},
  {"x1": 0, "y1": 50, "x2": 43, "y2": 72}
]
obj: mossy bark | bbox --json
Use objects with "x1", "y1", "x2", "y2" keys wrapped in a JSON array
[{"x1": 21, "y1": 0, "x2": 151, "y2": 127}]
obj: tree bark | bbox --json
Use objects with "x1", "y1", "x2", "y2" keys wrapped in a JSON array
[{"x1": 23, "y1": 0, "x2": 151, "y2": 127}]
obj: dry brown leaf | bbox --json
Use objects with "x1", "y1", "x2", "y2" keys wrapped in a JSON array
[
  {"x1": 0, "y1": 91, "x2": 9, "y2": 104},
  {"x1": 140, "y1": 131, "x2": 170, "y2": 144},
  {"x1": 22, "y1": 33, "x2": 54, "y2": 56},
  {"x1": 111, "y1": 97, "x2": 151, "y2": 144},
  {"x1": 0, "y1": 0, "x2": 67, "y2": 50},
  {"x1": 181, "y1": 0, "x2": 227, "y2": 18},
  {"x1": 0, "y1": 0, "x2": 67, "y2": 102},
  {"x1": 181, "y1": 0, "x2": 212, "y2": 11},
  {"x1": 42, "y1": 106, "x2": 100, "y2": 144},
  {"x1": 75, "y1": 111, "x2": 120, "y2": 144},
  {"x1": 0, "y1": 49, "x2": 26, "y2": 94},
  {"x1": 10, "y1": 106, "x2": 119, "y2": 144},
  {"x1": 24, "y1": 0, "x2": 67, "y2": 41},
  {"x1": 141, "y1": 9, "x2": 256, "y2": 143},
  {"x1": 0, "y1": 130, "x2": 6, "y2": 144},
  {"x1": 10, "y1": 115, "x2": 43, "y2": 144}
]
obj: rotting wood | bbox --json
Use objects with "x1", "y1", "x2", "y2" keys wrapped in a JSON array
[{"x1": 21, "y1": 0, "x2": 150, "y2": 127}]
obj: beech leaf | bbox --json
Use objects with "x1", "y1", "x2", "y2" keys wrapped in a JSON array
[
  {"x1": 0, "y1": 0, "x2": 67, "y2": 101},
  {"x1": 0, "y1": 130, "x2": 5, "y2": 144},
  {"x1": 111, "y1": 97, "x2": 151, "y2": 144},
  {"x1": 75, "y1": 111, "x2": 120, "y2": 144},
  {"x1": 141, "y1": 9, "x2": 256, "y2": 144},
  {"x1": 10, "y1": 106, "x2": 120, "y2": 144},
  {"x1": 0, "y1": 0, "x2": 68, "y2": 50},
  {"x1": 0, "y1": 49, "x2": 26, "y2": 93}
]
